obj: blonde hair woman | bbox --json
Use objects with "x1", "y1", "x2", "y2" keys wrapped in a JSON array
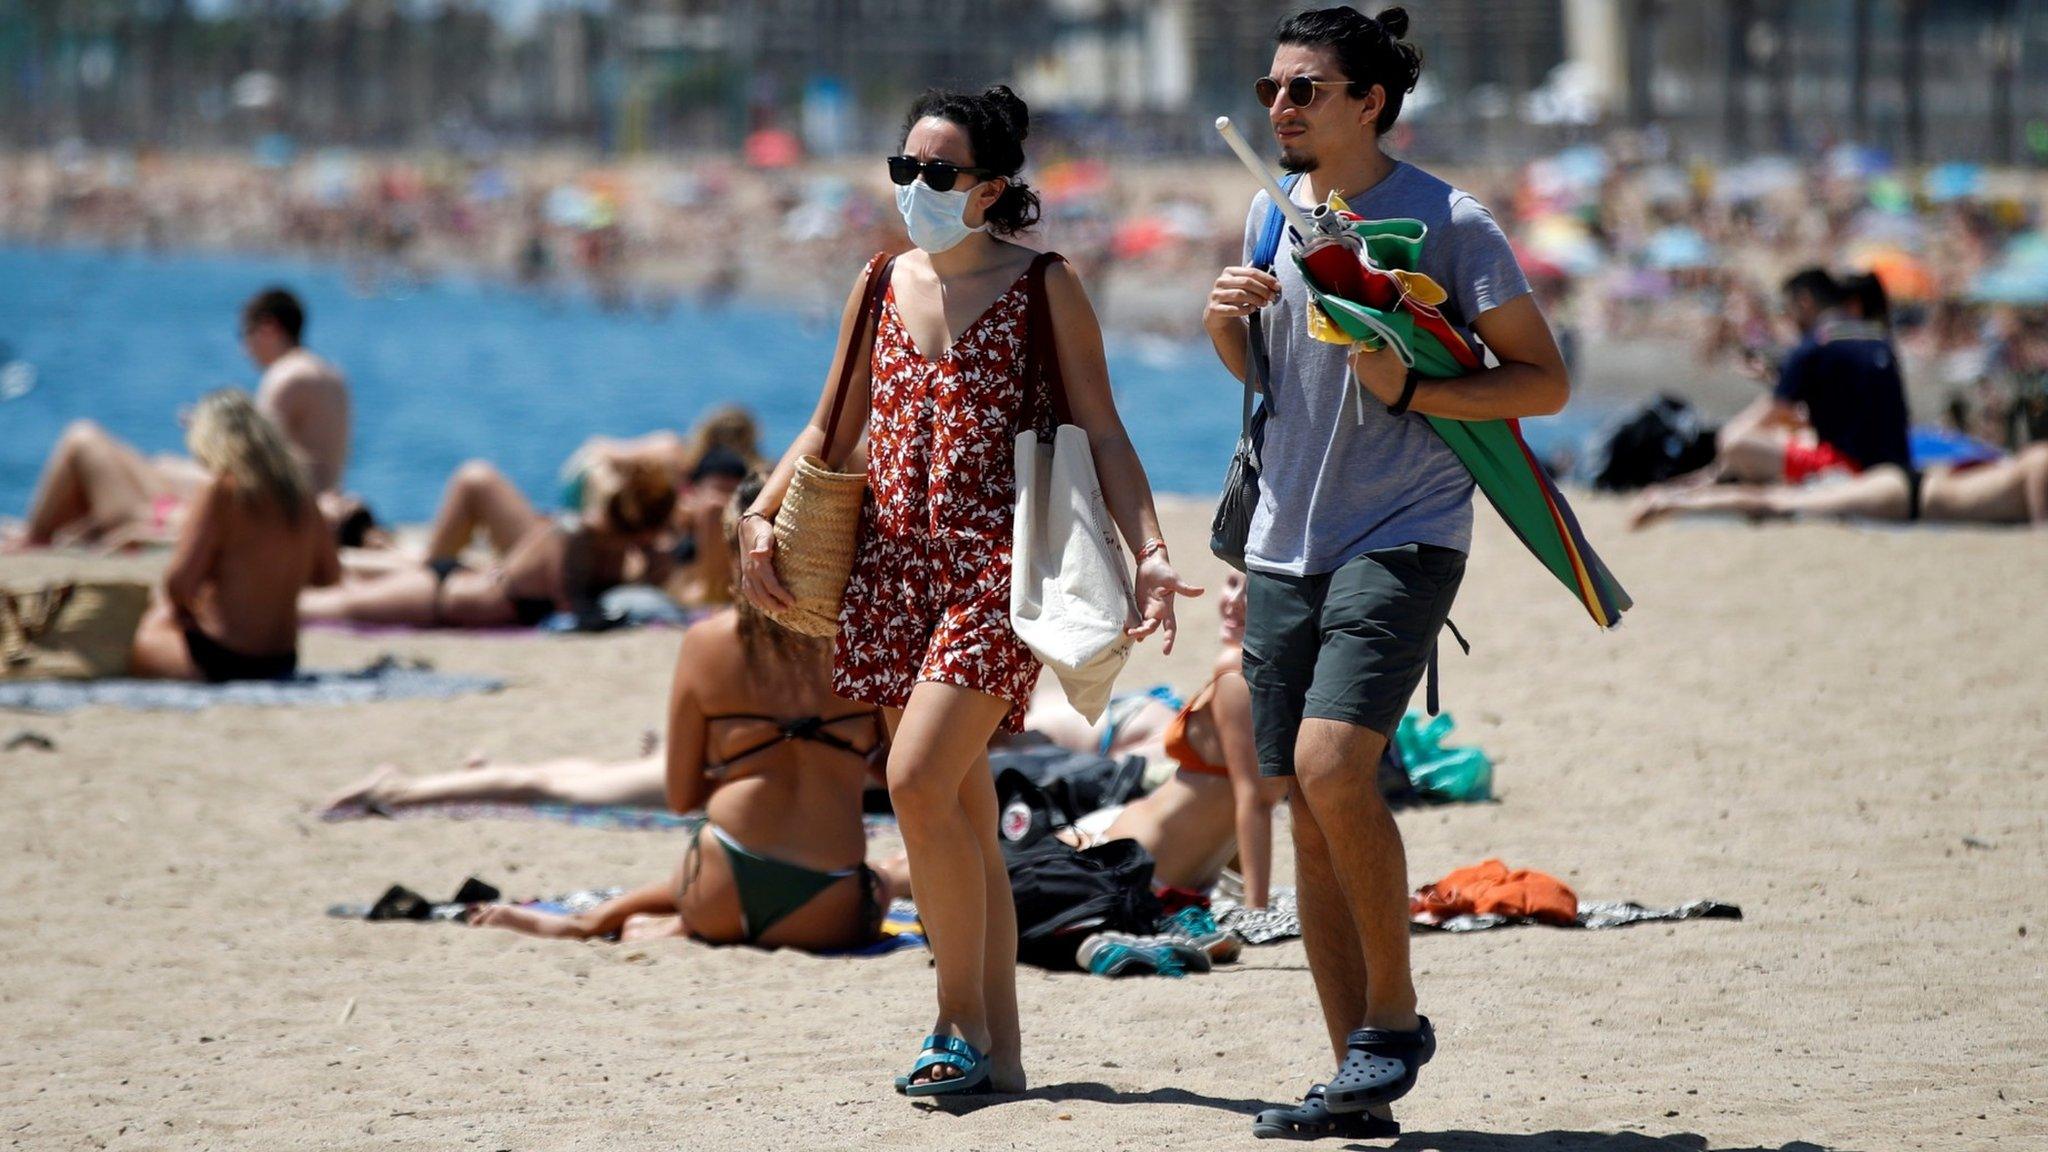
[{"x1": 129, "y1": 390, "x2": 340, "y2": 681}]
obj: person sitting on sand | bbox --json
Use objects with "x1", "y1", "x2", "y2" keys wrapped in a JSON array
[
  {"x1": 128, "y1": 391, "x2": 340, "y2": 682},
  {"x1": 301, "y1": 456, "x2": 675, "y2": 629},
  {"x1": 1631, "y1": 443, "x2": 2048, "y2": 529},
  {"x1": 11, "y1": 287, "x2": 351, "y2": 550},
  {"x1": 467, "y1": 487, "x2": 893, "y2": 948},
  {"x1": 1693, "y1": 269, "x2": 1911, "y2": 488}
]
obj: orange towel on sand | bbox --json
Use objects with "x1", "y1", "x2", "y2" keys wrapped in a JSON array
[{"x1": 1411, "y1": 859, "x2": 1579, "y2": 926}]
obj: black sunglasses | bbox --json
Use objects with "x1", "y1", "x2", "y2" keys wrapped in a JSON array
[
  {"x1": 1255, "y1": 75, "x2": 1353, "y2": 110},
  {"x1": 887, "y1": 155, "x2": 994, "y2": 193}
]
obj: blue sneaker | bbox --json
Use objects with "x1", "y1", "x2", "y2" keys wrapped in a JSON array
[
  {"x1": 1077, "y1": 932, "x2": 1211, "y2": 977},
  {"x1": 1161, "y1": 906, "x2": 1242, "y2": 965}
]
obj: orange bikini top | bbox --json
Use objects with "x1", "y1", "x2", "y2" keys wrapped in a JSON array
[{"x1": 1162, "y1": 678, "x2": 1228, "y2": 778}]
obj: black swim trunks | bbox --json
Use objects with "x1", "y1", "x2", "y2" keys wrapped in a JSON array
[{"x1": 183, "y1": 626, "x2": 297, "y2": 683}]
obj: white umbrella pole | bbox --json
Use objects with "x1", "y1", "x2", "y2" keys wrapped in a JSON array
[{"x1": 1214, "y1": 116, "x2": 1320, "y2": 240}]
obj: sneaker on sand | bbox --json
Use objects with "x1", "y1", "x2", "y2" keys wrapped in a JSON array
[
  {"x1": 1077, "y1": 932, "x2": 1213, "y2": 978},
  {"x1": 1160, "y1": 906, "x2": 1243, "y2": 965}
]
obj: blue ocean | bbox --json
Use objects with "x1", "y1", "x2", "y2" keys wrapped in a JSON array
[{"x1": 0, "y1": 245, "x2": 1591, "y2": 524}]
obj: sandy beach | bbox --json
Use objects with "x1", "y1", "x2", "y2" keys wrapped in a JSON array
[{"x1": 2, "y1": 495, "x2": 2042, "y2": 1151}]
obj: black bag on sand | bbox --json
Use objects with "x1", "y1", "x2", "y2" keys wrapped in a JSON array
[
  {"x1": 1585, "y1": 393, "x2": 1717, "y2": 491},
  {"x1": 989, "y1": 742, "x2": 1147, "y2": 832},
  {"x1": 1005, "y1": 838, "x2": 1164, "y2": 971}
]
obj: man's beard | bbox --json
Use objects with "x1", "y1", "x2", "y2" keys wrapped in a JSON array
[{"x1": 1277, "y1": 147, "x2": 1317, "y2": 175}]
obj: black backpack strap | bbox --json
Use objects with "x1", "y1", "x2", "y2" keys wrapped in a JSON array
[{"x1": 1423, "y1": 618, "x2": 1471, "y2": 717}]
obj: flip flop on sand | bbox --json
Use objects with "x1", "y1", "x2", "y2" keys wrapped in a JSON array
[
  {"x1": 1323, "y1": 1017, "x2": 1436, "y2": 1113},
  {"x1": 1251, "y1": 1083, "x2": 1399, "y2": 1141},
  {"x1": 898, "y1": 1034, "x2": 991, "y2": 1098}
]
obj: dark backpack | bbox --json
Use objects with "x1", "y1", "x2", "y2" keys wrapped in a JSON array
[
  {"x1": 1004, "y1": 837, "x2": 1164, "y2": 970},
  {"x1": 1584, "y1": 394, "x2": 1718, "y2": 491}
]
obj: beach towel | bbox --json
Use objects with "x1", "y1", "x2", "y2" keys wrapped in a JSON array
[
  {"x1": 1278, "y1": 200, "x2": 1632, "y2": 628},
  {"x1": 304, "y1": 585, "x2": 709, "y2": 637},
  {"x1": 1213, "y1": 874, "x2": 1740, "y2": 944},
  {"x1": 321, "y1": 801, "x2": 900, "y2": 839},
  {"x1": 329, "y1": 880, "x2": 926, "y2": 955},
  {"x1": 0, "y1": 657, "x2": 503, "y2": 713}
]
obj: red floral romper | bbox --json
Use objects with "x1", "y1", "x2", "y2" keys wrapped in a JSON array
[{"x1": 831, "y1": 263, "x2": 1049, "y2": 732}]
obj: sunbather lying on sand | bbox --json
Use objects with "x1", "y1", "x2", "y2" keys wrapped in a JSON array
[
  {"x1": 1629, "y1": 445, "x2": 2048, "y2": 530},
  {"x1": 301, "y1": 456, "x2": 675, "y2": 628}
]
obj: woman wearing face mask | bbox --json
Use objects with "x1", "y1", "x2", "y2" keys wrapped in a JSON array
[{"x1": 739, "y1": 85, "x2": 1199, "y2": 1098}]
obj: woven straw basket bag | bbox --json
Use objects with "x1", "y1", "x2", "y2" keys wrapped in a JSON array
[{"x1": 764, "y1": 254, "x2": 894, "y2": 638}]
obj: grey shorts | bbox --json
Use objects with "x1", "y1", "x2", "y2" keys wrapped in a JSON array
[{"x1": 1241, "y1": 544, "x2": 1466, "y2": 778}]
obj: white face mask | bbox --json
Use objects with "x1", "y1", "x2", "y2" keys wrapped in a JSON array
[{"x1": 895, "y1": 178, "x2": 988, "y2": 254}]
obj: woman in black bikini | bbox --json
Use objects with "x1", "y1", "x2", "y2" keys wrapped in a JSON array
[
  {"x1": 129, "y1": 391, "x2": 340, "y2": 682},
  {"x1": 300, "y1": 456, "x2": 676, "y2": 628},
  {"x1": 470, "y1": 491, "x2": 893, "y2": 950}
]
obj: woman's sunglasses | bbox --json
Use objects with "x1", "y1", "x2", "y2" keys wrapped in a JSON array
[
  {"x1": 887, "y1": 155, "x2": 993, "y2": 193},
  {"x1": 1255, "y1": 75, "x2": 1353, "y2": 110}
]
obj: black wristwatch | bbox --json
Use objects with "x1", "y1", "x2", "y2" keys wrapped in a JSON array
[{"x1": 1386, "y1": 369, "x2": 1423, "y2": 417}]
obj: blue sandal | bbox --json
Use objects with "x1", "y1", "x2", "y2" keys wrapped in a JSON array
[{"x1": 899, "y1": 1034, "x2": 991, "y2": 1098}]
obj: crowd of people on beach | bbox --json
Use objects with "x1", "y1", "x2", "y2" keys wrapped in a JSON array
[{"x1": 5, "y1": 4, "x2": 2045, "y2": 1141}]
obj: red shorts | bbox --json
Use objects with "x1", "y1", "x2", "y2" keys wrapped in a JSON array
[{"x1": 1783, "y1": 440, "x2": 1860, "y2": 483}]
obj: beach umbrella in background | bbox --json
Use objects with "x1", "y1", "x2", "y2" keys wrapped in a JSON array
[
  {"x1": 1924, "y1": 162, "x2": 1986, "y2": 204},
  {"x1": 1644, "y1": 226, "x2": 1711, "y2": 271},
  {"x1": 467, "y1": 167, "x2": 514, "y2": 204},
  {"x1": 1711, "y1": 156, "x2": 1801, "y2": 203},
  {"x1": 1522, "y1": 213, "x2": 1604, "y2": 276},
  {"x1": 1038, "y1": 159, "x2": 1111, "y2": 207},
  {"x1": 1110, "y1": 217, "x2": 1171, "y2": 260},
  {"x1": 1971, "y1": 231, "x2": 2048, "y2": 303},
  {"x1": 1296, "y1": 210, "x2": 1631, "y2": 628},
  {"x1": 744, "y1": 128, "x2": 802, "y2": 170},
  {"x1": 1858, "y1": 249, "x2": 1939, "y2": 302}
]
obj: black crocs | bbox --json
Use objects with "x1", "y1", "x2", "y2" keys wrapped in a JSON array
[
  {"x1": 1251, "y1": 1083, "x2": 1400, "y2": 1141},
  {"x1": 1323, "y1": 1016, "x2": 1436, "y2": 1113}
]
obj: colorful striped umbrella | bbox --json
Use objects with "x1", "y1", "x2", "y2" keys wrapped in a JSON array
[{"x1": 1295, "y1": 215, "x2": 1631, "y2": 629}]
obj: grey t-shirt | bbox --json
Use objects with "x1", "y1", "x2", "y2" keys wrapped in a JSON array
[{"x1": 1241, "y1": 161, "x2": 1529, "y2": 576}]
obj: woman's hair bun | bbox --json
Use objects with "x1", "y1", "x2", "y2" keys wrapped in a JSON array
[
  {"x1": 982, "y1": 84, "x2": 1030, "y2": 142},
  {"x1": 1376, "y1": 6, "x2": 1410, "y2": 40}
]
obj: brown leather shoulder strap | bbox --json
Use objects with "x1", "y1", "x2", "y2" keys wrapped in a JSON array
[
  {"x1": 820, "y1": 252, "x2": 897, "y2": 466},
  {"x1": 1023, "y1": 251, "x2": 1072, "y2": 430}
]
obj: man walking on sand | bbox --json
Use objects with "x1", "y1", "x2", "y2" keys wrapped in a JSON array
[{"x1": 1202, "y1": 7, "x2": 1570, "y2": 1140}]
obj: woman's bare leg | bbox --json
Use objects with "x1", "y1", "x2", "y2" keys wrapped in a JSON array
[
  {"x1": 469, "y1": 879, "x2": 680, "y2": 941},
  {"x1": 423, "y1": 460, "x2": 543, "y2": 561},
  {"x1": 21, "y1": 421, "x2": 160, "y2": 545},
  {"x1": 1632, "y1": 470, "x2": 1912, "y2": 528},
  {"x1": 323, "y1": 754, "x2": 666, "y2": 812},
  {"x1": 885, "y1": 683, "x2": 1016, "y2": 1090},
  {"x1": 2025, "y1": 446, "x2": 2048, "y2": 526},
  {"x1": 299, "y1": 568, "x2": 517, "y2": 627}
]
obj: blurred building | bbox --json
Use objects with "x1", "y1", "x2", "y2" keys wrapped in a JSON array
[
  {"x1": 1571, "y1": 0, "x2": 2042, "y2": 163},
  {"x1": 0, "y1": 0, "x2": 2040, "y2": 164}
]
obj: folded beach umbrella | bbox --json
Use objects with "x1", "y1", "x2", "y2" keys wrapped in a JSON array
[{"x1": 1294, "y1": 211, "x2": 1632, "y2": 629}]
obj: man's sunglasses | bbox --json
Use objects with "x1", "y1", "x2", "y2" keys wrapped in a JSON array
[
  {"x1": 1255, "y1": 75, "x2": 1353, "y2": 110},
  {"x1": 887, "y1": 155, "x2": 994, "y2": 193}
]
